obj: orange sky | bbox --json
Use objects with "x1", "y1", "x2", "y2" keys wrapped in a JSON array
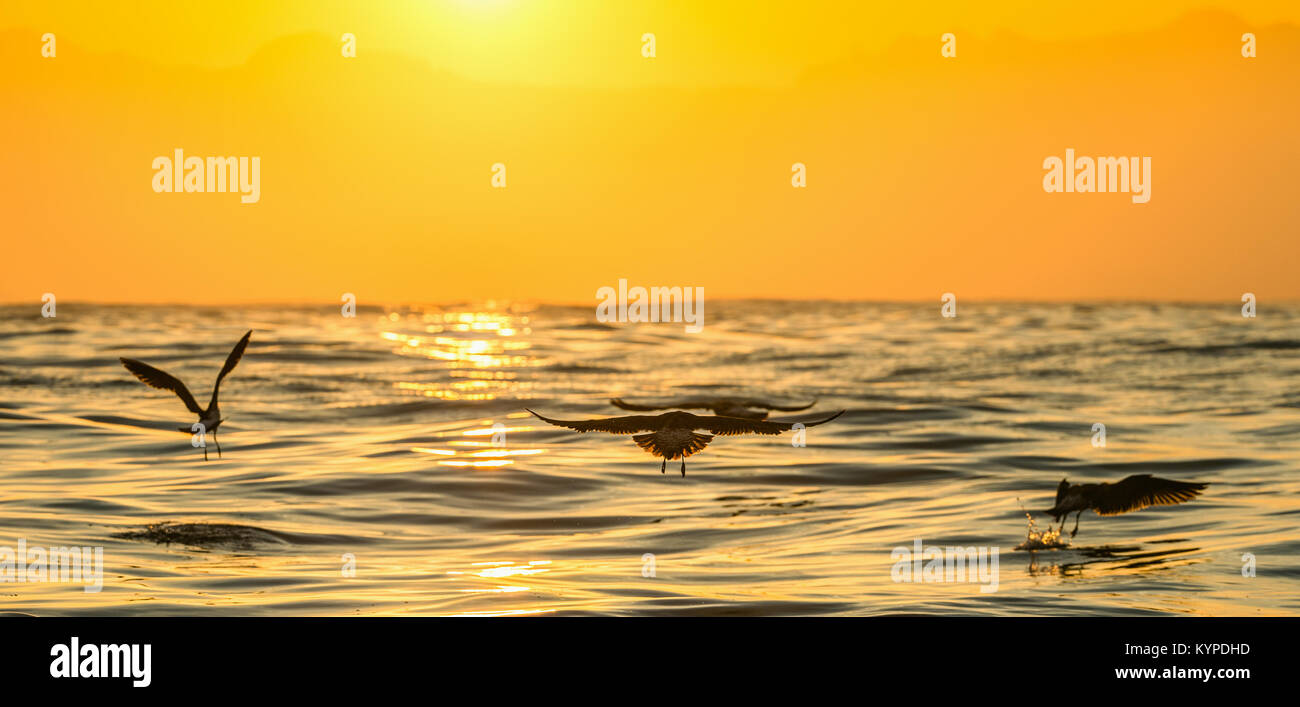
[{"x1": 2, "y1": 1, "x2": 1298, "y2": 304}]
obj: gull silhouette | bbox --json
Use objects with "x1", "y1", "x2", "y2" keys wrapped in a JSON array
[
  {"x1": 528, "y1": 408, "x2": 844, "y2": 476},
  {"x1": 609, "y1": 397, "x2": 816, "y2": 420},
  {"x1": 119, "y1": 330, "x2": 252, "y2": 461},
  {"x1": 1044, "y1": 474, "x2": 1208, "y2": 538}
]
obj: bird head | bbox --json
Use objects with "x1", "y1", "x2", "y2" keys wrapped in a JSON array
[{"x1": 663, "y1": 410, "x2": 694, "y2": 425}]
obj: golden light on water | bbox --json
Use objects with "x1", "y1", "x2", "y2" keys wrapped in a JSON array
[
  {"x1": 464, "y1": 560, "x2": 552, "y2": 579},
  {"x1": 410, "y1": 415, "x2": 542, "y2": 468},
  {"x1": 385, "y1": 334, "x2": 530, "y2": 367},
  {"x1": 453, "y1": 608, "x2": 556, "y2": 617},
  {"x1": 462, "y1": 425, "x2": 528, "y2": 437},
  {"x1": 5, "y1": 301, "x2": 1298, "y2": 618},
  {"x1": 437, "y1": 460, "x2": 512, "y2": 467},
  {"x1": 385, "y1": 309, "x2": 535, "y2": 400},
  {"x1": 447, "y1": 561, "x2": 552, "y2": 599},
  {"x1": 396, "y1": 380, "x2": 504, "y2": 401}
]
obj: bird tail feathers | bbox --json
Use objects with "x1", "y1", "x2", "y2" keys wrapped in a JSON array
[{"x1": 633, "y1": 432, "x2": 714, "y2": 460}]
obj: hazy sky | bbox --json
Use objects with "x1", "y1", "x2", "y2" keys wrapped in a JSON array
[{"x1": 3, "y1": 1, "x2": 1298, "y2": 303}]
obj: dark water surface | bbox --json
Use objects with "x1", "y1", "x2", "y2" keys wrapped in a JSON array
[{"x1": 1, "y1": 302, "x2": 1296, "y2": 615}]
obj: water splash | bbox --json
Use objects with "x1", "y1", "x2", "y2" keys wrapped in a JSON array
[{"x1": 1015, "y1": 499, "x2": 1068, "y2": 550}]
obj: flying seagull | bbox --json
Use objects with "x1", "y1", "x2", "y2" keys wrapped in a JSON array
[
  {"x1": 609, "y1": 397, "x2": 817, "y2": 421},
  {"x1": 119, "y1": 330, "x2": 252, "y2": 461},
  {"x1": 528, "y1": 408, "x2": 844, "y2": 476},
  {"x1": 1044, "y1": 474, "x2": 1208, "y2": 538}
]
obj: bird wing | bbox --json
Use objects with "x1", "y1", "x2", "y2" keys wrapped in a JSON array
[
  {"x1": 1092, "y1": 474, "x2": 1209, "y2": 516},
  {"x1": 742, "y1": 398, "x2": 817, "y2": 412},
  {"x1": 612, "y1": 397, "x2": 816, "y2": 413},
  {"x1": 695, "y1": 410, "x2": 845, "y2": 436},
  {"x1": 528, "y1": 409, "x2": 664, "y2": 434},
  {"x1": 609, "y1": 398, "x2": 669, "y2": 412},
  {"x1": 120, "y1": 358, "x2": 203, "y2": 414},
  {"x1": 1054, "y1": 478, "x2": 1071, "y2": 507},
  {"x1": 216, "y1": 330, "x2": 252, "y2": 386},
  {"x1": 610, "y1": 397, "x2": 716, "y2": 411}
]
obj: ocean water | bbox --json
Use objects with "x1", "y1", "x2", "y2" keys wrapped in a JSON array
[{"x1": 0, "y1": 301, "x2": 1297, "y2": 616}]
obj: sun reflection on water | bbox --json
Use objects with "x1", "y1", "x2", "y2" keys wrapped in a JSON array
[
  {"x1": 446, "y1": 561, "x2": 553, "y2": 600},
  {"x1": 411, "y1": 416, "x2": 543, "y2": 468}
]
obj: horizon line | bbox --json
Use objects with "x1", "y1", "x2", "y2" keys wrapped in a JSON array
[{"x1": 2, "y1": 297, "x2": 1293, "y2": 308}]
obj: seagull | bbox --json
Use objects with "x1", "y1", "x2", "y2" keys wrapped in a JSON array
[
  {"x1": 609, "y1": 397, "x2": 817, "y2": 421},
  {"x1": 119, "y1": 330, "x2": 252, "y2": 461},
  {"x1": 528, "y1": 408, "x2": 844, "y2": 476},
  {"x1": 1044, "y1": 474, "x2": 1209, "y2": 538}
]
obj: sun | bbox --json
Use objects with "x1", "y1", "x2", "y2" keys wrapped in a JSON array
[{"x1": 456, "y1": 0, "x2": 514, "y2": 9}]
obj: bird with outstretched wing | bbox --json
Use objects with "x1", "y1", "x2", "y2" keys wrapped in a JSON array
[
  {"x1": 120, "y1": 330, "x2": 252, "y2": 461},
  {"x1": 528, "y1": 408, "x2": 843, "y2": 476},
  {"x1": 609, "y1": 396, "x2": 816, "y2": 420},
  {"x1": 1044, "y1": 474, "x2": 1208, "y2": 537}
]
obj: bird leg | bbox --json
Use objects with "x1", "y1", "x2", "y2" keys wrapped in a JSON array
[
  {"x1": 680, "y1": 457, "x2": 686, "y2": 477},
  {"x1": 214, "y1": 431, "x2": 222, "y2": 459},
  {"x1": 1071, "y1": 511, "x2": 1081, "y2": 538},
  {"x1": 660, "y1": 458, "x2": 666, "y2": 474},
  {"x1": 202, "y1": 443, "x2": 208, "y2": 462}
]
